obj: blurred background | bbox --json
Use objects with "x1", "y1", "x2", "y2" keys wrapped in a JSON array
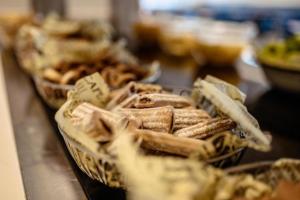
[
  {"x1": 1, "y1": 0, "x2": 300, "y2": 131},
  {"x1": 1, "y1": 1, "x2": 300, "y2": 199},
  {"x1": 1, "y1": 0, "x2": 300, "y2": 99},
  {"x1": 1, "y1": 0, "x2": 300, "y2": 33}
]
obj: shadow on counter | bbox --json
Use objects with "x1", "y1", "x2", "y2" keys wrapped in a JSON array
[
  {"x1": 241, "y1": 88, "x2": 300, "y2": 163},
  {"x1": 248, "y1": 88, "x2": 300, "y2": 137}
]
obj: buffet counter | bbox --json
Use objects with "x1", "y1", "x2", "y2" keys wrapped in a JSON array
[{"x1": 1, "y1": 49, "x2": 300, "y2": 199}]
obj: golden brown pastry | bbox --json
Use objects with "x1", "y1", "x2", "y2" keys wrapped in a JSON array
[
  {"x1": 134, "y1": 93, "x2": 193, "y2": 108},
  {"x1": 174, "y1": 117, "x2": 236, "y2": 139},
  {"x1": 118, "y1": 106, "x2": 174, "y2": 133},
  {"x1": 71, "y1": 102, "x2": 127, "y2": 142},
  {"x1": 130, "y1": 128, "x2": 215, "y2": 158},
  {"x1": 106, "y1": 82, "x2": 163, "y2": 110},
  {"x1": 173, "y1": 108, "x2": 211, "y2": 131}
]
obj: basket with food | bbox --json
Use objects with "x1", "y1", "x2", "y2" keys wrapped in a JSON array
[
  {"x1": 55, "y1": 72, "x2": 271, "y2": 187},
  {"x1": 257, "y1": 35, "x2": 300, "y2": 92},
  {"x1": 15, "y1": 15, "x2": 160, "y2": 108},
  {"x1": 114, "y1": 133, "x2": 299, "y2": 200},
  {"x1": 226, "y1": 159, "x2": 300, "y2": 200}
]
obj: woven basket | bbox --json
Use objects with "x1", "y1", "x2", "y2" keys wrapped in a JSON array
[
  {"x1": 59, "y1": 127, "x2": 124, "y2": 187},
  {"x1": 226, "y1": 160, "x2": 300, "y2": 188},
  {"x1": 34, "y1": 75, "x2": 73, "y2": 109},
  {"x1": 56, "y1": 81, "x2": 263, "y2": 187},
  {"x1": 33, "y1": 64, "x2": 161, "y2": 109},
  {"x1": 225, "y1": 161, "x2": 273, "y2": 175},
  {"x1": 59, "y1": 126, "x2": 246, "y2": 188}
]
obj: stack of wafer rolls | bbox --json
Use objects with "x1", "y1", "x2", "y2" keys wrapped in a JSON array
[
  {"x1": 71, "y1": 102, "x2": 129, "y2": 142},
  {"x1": 174, "y1": 117, "x2": 236, "y2": 139},
  {"x1": 117, "y1": 106, "x2": 174, "y2": 133},
  {"x1": 173, "y1": 108, "x2": 211, "y2": 131},
  {"x1": 68, "y1": 81, "x2": 239, "y2": 157}
]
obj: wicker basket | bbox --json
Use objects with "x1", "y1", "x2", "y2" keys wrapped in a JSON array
[
  {"x1": 59, "y1": 127, "x2": 246, "y2": 188},
  {"x1": 225, "y1": 161, "x2": 273, "y2": 175},
  {"x1": 33, "y1": 75, "x2": 73, "y2": 109},
  {"x1": 59, "y1": 127, "x2": 124, "y2": 187},
  {"x1": 33, "y1": 64, "x2": 161, "y2": 109},
  {"x1": 225, "y1": 160, "x2": 300, "y2": 188},
  {"x1": 55, "y1": 76, "x2": 272, "y2": 187}
]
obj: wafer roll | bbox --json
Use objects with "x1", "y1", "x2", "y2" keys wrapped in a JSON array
[
  {"x1": 118, "y1": 106, "x2": 174, "y2": 133},
  {"x1": 71, "y1": 102, "x2": 128, "y2": 142},
  {"x1": 130, "y1": 128, "x2": 216, "y2": 158},
  {"x1": 112, "y1": 94, "x2": 139, "y2": 111},
  {"x1": 173, "y1": 108, "x2": 211, "y2": 131},
  {"x1": 71, "y1": 112, "x2": 111, "y2": 142},
  {"x1": 72, "y1": 103, "x2": 125, "y2": 125},
  {"x1": 174, "y1": 117, "x2": 236, "y2": 139},
  {"x1": 106, "y1": 82, "x2": 163, "y2": 110},
  {"x1": 134, "y1": 93, "x2": 193, "y2": 108},
  {"x1": 106, "y1": 82, "x2": 134, "y2": 110}
]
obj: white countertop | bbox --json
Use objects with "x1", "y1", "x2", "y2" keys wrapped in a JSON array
[{"x1": 0, "y1": 51, "x2": 26, "y2": 200}]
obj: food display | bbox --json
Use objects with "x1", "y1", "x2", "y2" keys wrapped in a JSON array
[
  {"x1": 15, "y1": 15, "x2": 160, "y2": 108},
  {"x1": 55, "y1": 73, "x2": 270, "y2": 187},
  {"x1": 115, "y1": 134, "x2": 300, "y2": 200},
  {"x1": 2, "y1": 4, "x2": 299, "y2": 200},
  {"x1": 258, "y1": 36, "x2": 300, "y2": 71},
  {"x1": 229, "y1": 159, "x2": 300, "y2": 200},
  {"x1": 256, "y1": 36, "x2": 300, "y2": 92},
  {"x1": 134, "y1": 13, "x2": 257, "y2": 66}
]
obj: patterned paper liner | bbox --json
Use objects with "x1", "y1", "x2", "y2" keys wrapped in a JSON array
[{"x1": 59, "y1": 126, "x2": 246, "y2": 188}]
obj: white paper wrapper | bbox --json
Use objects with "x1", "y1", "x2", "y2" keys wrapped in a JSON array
[
  {"x1": 192, "y1": 76, "x2": 270, "y2": 151},
  {"x1": 55, "y1": 73, "x2": 110, "y2": 154}
]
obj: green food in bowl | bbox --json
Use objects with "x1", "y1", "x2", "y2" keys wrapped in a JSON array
[{"x1": 258, "y1": 36, "x2": 300, "y2": 71}]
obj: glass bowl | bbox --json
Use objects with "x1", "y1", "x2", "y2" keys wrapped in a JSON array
[{"x1": 241, "y1": 45, "x2": 300, "y2": 93}]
